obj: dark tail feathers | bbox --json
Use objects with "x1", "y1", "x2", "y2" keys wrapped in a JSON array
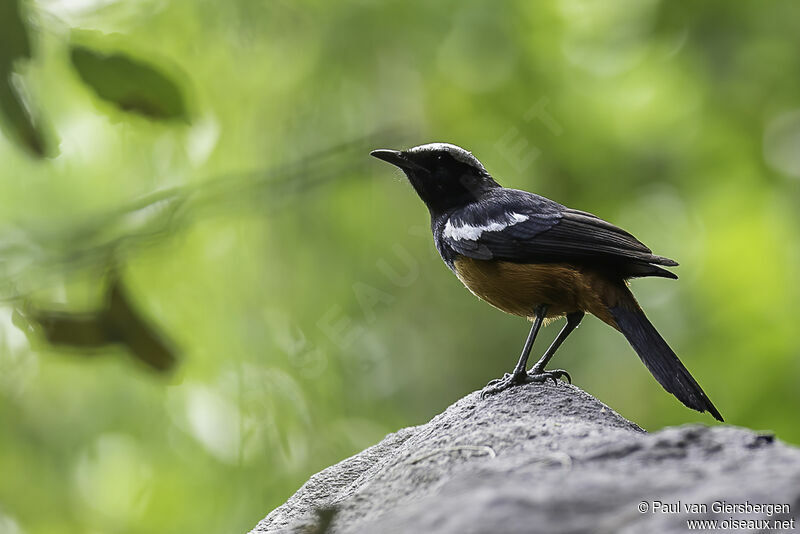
[{"x1": 610, "y1": 304, "x2": 723, "y2": 422}]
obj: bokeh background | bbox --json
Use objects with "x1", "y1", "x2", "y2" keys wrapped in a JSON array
[{"x1": 2, "y1": 1, "x2": 800, "y2": 533}]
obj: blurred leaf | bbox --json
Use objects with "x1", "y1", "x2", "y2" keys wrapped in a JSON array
[
  {"x1": 0, "y1": 78, "x2": 46, "y2": 156},
  {"x1": 104, "y1": 272, "x2": 178, "y2": 372},
  {"x1": 0, "y1": 0, "x2": 30, "y2": 63},
  {"x1": 14, "y1": 307, "x2": 110, "y2": 348},
  {"x1": 0, "y1": 0, "x2": 50, "y2": 157},
  {"x1": 70, "y1": 45, "x2": 190, "y2": 122},
  {"x1": 14, "y1": 270, "x2": 178, "y2": 372}
]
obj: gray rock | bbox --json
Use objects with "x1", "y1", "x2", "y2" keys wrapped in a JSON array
[{"x1": 250, "y1": 383, "x2": 800, "y2": 534}]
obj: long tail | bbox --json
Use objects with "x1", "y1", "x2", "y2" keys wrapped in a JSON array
[{"x1": 607, "y1": 291, "x2": 723, "y2": 422}]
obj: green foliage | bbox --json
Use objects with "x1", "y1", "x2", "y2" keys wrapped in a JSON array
[
  {"x1": 70, "y1": 45, "x2": 190, "y2": 122},
  {"x1": 0, "y1": 0, "x2": 50, "y2": 157},
  {"x1": 1, "y1": 1, "x2": 799, "y2": 534}
]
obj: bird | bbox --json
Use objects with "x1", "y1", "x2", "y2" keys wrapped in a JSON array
[{"x1": 370, "y1": 142, "x2": 722, "y2": 421}]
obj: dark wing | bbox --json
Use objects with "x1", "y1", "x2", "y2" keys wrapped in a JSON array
[{"x1": 441, "y1": 189, "x2": 678, "y2": 279}]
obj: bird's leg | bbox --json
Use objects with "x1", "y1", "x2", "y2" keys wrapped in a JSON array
[
  {"x1": 527, "y1": 311, "x2": 584, "y2": 384},
  {"x1": 481, "y1": 304, "x2": 547, "y2": 398}
]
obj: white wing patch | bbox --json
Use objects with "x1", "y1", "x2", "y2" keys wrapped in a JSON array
[{"x1": 444, "y1": 212, "x2": 529, "y2": 241}]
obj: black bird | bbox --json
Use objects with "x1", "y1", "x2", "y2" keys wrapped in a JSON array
[{"x1": 371, "y1": 142, "x2": 722, "y2": 421}]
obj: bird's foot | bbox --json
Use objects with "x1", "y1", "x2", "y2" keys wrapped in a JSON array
[
  {"x1": 480, "y1": 371, "x2": 527, "y2": 399},
  {"x1": 527, "y1": 367, "x2": 571, "y2": 385},
  {"x1": 481, "y1": 368, "x2": 572, "y2": 399}
]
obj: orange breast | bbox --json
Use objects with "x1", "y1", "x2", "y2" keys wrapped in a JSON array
[{"x1": 452, "y1": 256, "x2": 618, "y2": 326}]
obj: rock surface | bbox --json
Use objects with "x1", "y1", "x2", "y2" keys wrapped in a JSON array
[{"x1": 250, "y1": 383, "x2": 800, "y2": 534}]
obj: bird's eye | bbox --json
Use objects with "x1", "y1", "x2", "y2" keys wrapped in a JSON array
[{"x1": 436, "y1": 154, "x2": 444, "y2": 162}]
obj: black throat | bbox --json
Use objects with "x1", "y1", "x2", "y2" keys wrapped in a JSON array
[{"x1": 407, "y1": 168, "x2": 500, "y2": 217}]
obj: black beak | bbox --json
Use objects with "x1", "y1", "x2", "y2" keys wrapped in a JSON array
[{"x1": 370, "y1": 149, "x2": 408, "y2": 168}]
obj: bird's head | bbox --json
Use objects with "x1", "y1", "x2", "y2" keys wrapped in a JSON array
[{"x1": 371, "y1": 143, "x2": 499, "y2": 214}]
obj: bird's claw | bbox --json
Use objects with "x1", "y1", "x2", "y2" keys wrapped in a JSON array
[
  {"x1": 527, "y1": 368, "x2": 571, "y2": 385},
  {"x1": 485, "y1": 373, "x2": 512, "y2": 387},
  {"x1": 481, "y1": 372, "x2": 525, "y2": 398}
]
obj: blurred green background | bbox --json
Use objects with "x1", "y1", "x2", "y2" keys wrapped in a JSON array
[{"x1": 2, "y1": 0, "x2": 800, "y2": 533}]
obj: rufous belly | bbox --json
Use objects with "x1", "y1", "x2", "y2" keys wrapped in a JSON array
[{"x1": 452, "y1": 256, "x2": 618, "y2": 326}]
